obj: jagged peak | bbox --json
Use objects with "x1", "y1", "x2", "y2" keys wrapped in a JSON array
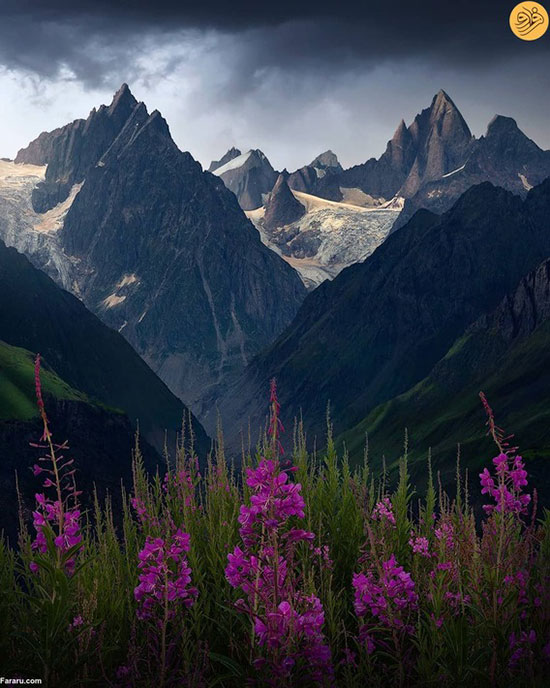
[
  {"x1": 140, "y1": 110, "x2": 173, "y2": 141},
  {"x1": 486, "y1": 114, "x2": 521, "y2": 136},
  {"x1": 264, "y1": 172, "x2": 305, "y2": 228},
  {"x1": 432, "y1": 89, "x2": 453, "y2": 107},
  {"x1": 208, "y1": 147, "x2": 242, "y2": 172},
  {"x1": 108, "y1": 83, "x2": 138, "y2": 115},
  {"x1": 309, "y1": 150, "x2": 341, "y2": 169},
  {"x1": 391, "y1": 119, "x2": 410, "y2": 142},
  {"x1": 426, "y1": 89, "x2": 472, "y2": 140},
  {"x1": 272, "y1": 172, "x2": 289, "y2": 192},
  {"x1": 250, "y1": 148, "x2": 268, "y2": 160}
]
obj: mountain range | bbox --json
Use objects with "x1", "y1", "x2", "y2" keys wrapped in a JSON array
[
  {"x1": 209, "y1": 89, "x2": 550, "y2": 290},
  {"x1": 211, "y1": 90, "x2": 550, "y2": 221},
  {"x1": 4, "y1": 85, "x2": 306, "y2": 417},
  {"x1": 215, "y1": 178, "x2": 550, "y2": 465},
  {"x1": 3, "y1": 83, "x2": 550, "y2": 505},
  {"x1": 0, "y1": 237, "x2": 209, "y2": 540}
]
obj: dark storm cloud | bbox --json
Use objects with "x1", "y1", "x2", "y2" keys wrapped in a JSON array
[{"x1": 0, "y1": 0, "x2": 548, "y2": 86}]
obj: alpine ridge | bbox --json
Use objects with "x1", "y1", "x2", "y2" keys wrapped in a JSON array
[
  {"x1": 5, "y1": 86, "x2": 307, "y2": 420},
  {"x1": 215, "y1": 177, "x2": 550, "y2": 450}
]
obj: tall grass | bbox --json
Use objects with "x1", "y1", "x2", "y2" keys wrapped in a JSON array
[{"x1": 0, "y1": 367, "x2": 549, "y2": 686}]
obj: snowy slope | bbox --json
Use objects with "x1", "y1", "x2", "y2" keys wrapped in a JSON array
[
  {"x1": 0, "y1": 160, "x2": 81, "y2": 289},
  {"x1": 247, "y1": 190, "x2": 401, "y2": 289},
  {"x1": 212, "y1": 150, "x2": 253, "y2": 176}
]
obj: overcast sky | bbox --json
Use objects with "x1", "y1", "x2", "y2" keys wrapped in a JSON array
[{"x1": 0, "y1": 0, "x2": 549, "y2": 170}]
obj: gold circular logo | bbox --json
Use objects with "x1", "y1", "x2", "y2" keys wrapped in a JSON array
[{"x1": 510, "y1": 2, "x2": 549, "y2": 40}]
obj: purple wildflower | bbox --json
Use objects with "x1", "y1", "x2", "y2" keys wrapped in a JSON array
[
  {"x1": 134, "y1": 528, "x2": 197, "y2": 621},
  {"x1": 372, "y1": 497, "x2": 396, "y2": 527}
]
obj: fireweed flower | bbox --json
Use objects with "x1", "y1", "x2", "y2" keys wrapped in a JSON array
[
  {"x1": 30, "y1": 355, "x2": 82, "y2": 574},
  {"x1": 225, "y1": 381, "x2": 333, "y2": 685},
  {"x1": 509, "y1": 630, "x2": 537, "y2": 670},
  {"x1": 434, "y1": 521, "x2": 455, "y2": 550},
  {"x1": 479, "y1": 453, "x2": 531, "y2": 516},
  {"x1": 353, "y1": 554, "x2": 418, "y2": 635},
  {"x1": 226, "y1": 457, "x2": 333, "y2": 684},
  {"x1": 134, "y1": 528, "x2": 197, "y2": 621},
  {"x1": 409, "y1": 533, "x2": 431, "y2": 557},
  {"x1": 372, "y1": 497, "x2": 396, "y2": 527}
]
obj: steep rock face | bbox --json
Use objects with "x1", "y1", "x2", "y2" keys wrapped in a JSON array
[
  {"x1": 208, "y1": 147, "x2": 241, "y2": 172},
  {"x1": 40, "y1": 93, "x2": 305, "y2": 415},
  {"x1": 336, "y1": 256, "x2": 550, "y2": 497},
  {"x1": 212, "y1": 149, "x2": 278, "y2": 209},
  {"x1": 473, "y1": 257, "x2": 550, "y2": 341},
  {"x1": 394, "y1": 114, "x2": 550, "y2": 230},
  {"x1": 287, "y1": 150, "x2": 343, "y2": 195},
  {"x1": 250, "y1": 191, "x2": 400, "y2": 289},
  {"x1": 0, "y1": 239, "x2": 209, "y2": 454},
  {"x1": 398, "y1": 90, "x2": 473, "y2": 196},
  {"x1": 17, "y1": 84, "x2": 138, "y2": 213},
  {"x1": 263, "y1": 174, "x2": 306, "y2": 230},
  {"x1": 217, "y1": 179, "x2": 550, "y2": 449},
  {"x1": 313, "y1": 91, "x2": 473, "y2": 204}
]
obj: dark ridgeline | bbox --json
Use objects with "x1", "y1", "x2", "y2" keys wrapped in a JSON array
[
  {"x1": 0, "y1": 238, "x2": 210, "y2": 542},
  {"x1": 216, "y1": 178, "x2": 550, "y2": 457},
  {"x1": 339, "y1": 254, "x2": 550, "y2": 505},
  {"x1": 15, "y1": 86, "x2": 307, "y2": 418},
  {"x1": 263, "y1": 174, "x2": 306, "y2": 231},
  {"x1": 208, "y1": 147, "x2": 242, "y2": 172},
  {"x1": 211, "y1": 148, "x2": 279, "y2": 210}
]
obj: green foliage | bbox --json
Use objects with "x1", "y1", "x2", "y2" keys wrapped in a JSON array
[
  {"x1": 1, "y1": 418, "x2": 549, "y2": 687},
  {"x1": 0, "y1": 341, "x2": 86, "y2": 420}
]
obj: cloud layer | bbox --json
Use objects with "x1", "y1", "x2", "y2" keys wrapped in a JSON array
[{"x1": 0, "y1": 1, "x2": 549, "y2": 170}]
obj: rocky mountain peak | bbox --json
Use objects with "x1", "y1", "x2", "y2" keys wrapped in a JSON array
[
  {"x1": 310, "y1": 150, "x2": 342, "y2": 170},
  {"x1": 384, "y1": 119, "x2": 415, "y2": 174},
  {"x1": 479, "y1": 113, "x2": 548, "y2": 174},
  {"x1": 208, "y1": 147, "x2": 242, "y2": 172},
  {"x1": 428, "y1": 89, "x2": 471, "y2": 137},
  {"x1": 109, "y1": 83, "x2": 138, "y2": 116},
  {"x1": 486, "y1": 114, "x2": 522, "y2": 137},
  {"x1": 399, "y1": 90, "x2": 473, "y2": 196},
  {"x1": 431, "y1": 88, "x2": 453, "y2": 109},
  {"x1": 392, "y1": 119, "x2": 408, "y2": 141},
  {"x1": 213, "y1": 148, "x2": 278, "y2": 210},
  {"x1": 19, "y1": 84, "x2": 149, "y2": 213},
  {"x1": 263, "y1": 173, "x2": 305, "y2": 230}
]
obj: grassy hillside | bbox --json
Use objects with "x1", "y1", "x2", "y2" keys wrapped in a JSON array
[
  {"x1": 337, "y1": 319, "x2": 550, "y2": 495},
  {"x1": 0, "y1": 340, "x2": 87, "y2": 420},
  {"x1": 0, "y1": 240, "x2": 209, "y2": 454}
]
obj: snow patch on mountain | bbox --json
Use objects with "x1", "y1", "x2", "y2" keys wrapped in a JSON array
[
  {"x1": 33, "y1": 182, "x2": 83, "y2": 233},
  {"x1": 247, "y1": 190, "x2": 400, "y2": 289},
  {"x1": 102, "y1": 294, "x2": 126, "y2": 308},
  {"x1": 442, "y1": 164, "x2": 466, "y2": 178},
  {"x1": 519, "y1": 173, "x2": 533, "y2": 191},
  {"x1": 0, "y1": 160, "x2": 81, "y2": 290},
  {"x1": 212, "y1": 150, "x2": 253, "y2": 176},
  {"x1": 117, "y1": 273, "x2": 139, "y2": 287}
]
